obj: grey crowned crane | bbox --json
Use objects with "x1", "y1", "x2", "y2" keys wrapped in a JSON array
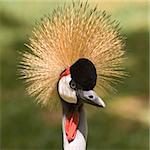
[
  {"x1": 19, "y1": 2, "x2": 126, "y2": 150},
  {"x1": 59, "y1": 58, "x2": 106, "y2": 150}
]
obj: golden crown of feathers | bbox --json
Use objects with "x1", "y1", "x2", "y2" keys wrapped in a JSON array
[{"x1": 19, "y1": 2, "x2": 126, "y2": 107}]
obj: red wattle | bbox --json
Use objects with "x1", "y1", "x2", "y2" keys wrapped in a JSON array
[{"x1": 65, "y1": 111, "x2": 79, "y2": 142}]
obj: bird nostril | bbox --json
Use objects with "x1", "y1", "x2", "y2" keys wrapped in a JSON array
[{"x1": 89, "y1": 95, "x2": 93, "y2": 99}]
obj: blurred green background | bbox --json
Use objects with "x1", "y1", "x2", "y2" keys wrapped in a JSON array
[{"x1": 1, "y1": 0, "x2": 149, "y2": 149}]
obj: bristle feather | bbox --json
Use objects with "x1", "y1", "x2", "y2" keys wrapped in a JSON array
[{"x1": 19, "y1": 2, "x2": 126, "y2": 107}]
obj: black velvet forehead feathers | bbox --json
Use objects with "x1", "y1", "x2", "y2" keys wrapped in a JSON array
[{"x1": 70, "y1": 58, "x2": 97, "y2": 91}]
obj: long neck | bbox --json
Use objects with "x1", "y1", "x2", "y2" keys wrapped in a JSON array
[{"x1": 61, "y1": 101, "x2": 87, "y2": 150}]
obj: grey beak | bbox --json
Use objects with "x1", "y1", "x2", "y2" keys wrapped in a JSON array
[{"x1": 77, "y1": 90, "x2": 105, "y2": 107}]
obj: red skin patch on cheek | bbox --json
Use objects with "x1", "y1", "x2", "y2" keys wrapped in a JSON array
[{"x1": 60, "y1": 67, "x2": 70, "y2": 78}]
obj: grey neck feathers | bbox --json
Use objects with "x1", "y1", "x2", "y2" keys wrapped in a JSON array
[{"x1": 61, "y1": 101, "x2": 87, "y2": 150}]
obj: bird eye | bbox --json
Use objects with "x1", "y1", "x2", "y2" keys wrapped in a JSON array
[{"x1": 69, "y1": 80, "x2": 76, "y2": 89}]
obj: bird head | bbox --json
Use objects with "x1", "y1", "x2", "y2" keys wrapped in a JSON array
[
  {"x1": 58, "y1": 58, "x2": 105, "y2": 108},
  {"x1": 19, "y1": 2, "x2": 126, "y2": 109}
]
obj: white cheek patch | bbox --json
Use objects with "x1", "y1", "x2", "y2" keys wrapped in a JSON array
[{"x1": 58, "y1": 75, "x2": 77, "y2": 104}]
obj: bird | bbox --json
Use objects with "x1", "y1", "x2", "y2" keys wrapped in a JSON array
[{"x1": 19, "y1": 1, "x2": 126, "y2": 150}]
